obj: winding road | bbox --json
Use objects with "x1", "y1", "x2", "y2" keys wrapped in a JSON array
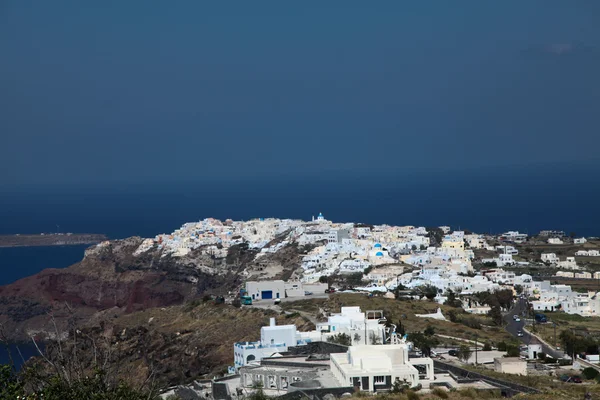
[{"x1": 504, "y1": 297, "x2": 565, "y2": 359}]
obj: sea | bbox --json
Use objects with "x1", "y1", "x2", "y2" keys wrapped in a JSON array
[{"x1": 0, "y1": 168, "x2": 599, "y2": 367}]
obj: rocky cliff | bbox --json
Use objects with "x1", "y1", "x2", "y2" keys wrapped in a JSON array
[{"x1": 0, "y1": 237, "x2": 308, "y2": 342}]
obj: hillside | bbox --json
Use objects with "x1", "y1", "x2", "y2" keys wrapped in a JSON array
[
  {"x1": 0, "y1": 237, "x2": 310, "y2": 342},
  {"x1": 282, "y1": 294, "x2": 515, "y2": 346},
  {"x1": 36, "y1": 301, "x2": 315, "y2": 388}
]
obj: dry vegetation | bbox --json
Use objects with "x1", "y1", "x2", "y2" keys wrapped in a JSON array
[
  {"x1": 281, "y1": 293, "x2": 514, "y2": 346},
  {"x1": 40, "y1": 300, "x2": 316, "y2": 388}
]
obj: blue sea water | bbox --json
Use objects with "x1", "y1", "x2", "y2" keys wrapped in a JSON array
[
  {"x1": 0, "y1": 245, "x2": 90, "y2": 286},
  {"x1": 1, "y1": 168, "x2": 599, "y2": 243}
]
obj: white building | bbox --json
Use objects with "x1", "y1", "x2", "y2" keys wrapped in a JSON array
[
  {"x1": 574, "y1": 238, "x2": 587, "y2": 244},
  {"x1": 500, "y1": 231, "x2": 528, "y2": 243},
  {"x1": 496, "y1": 245, "x2": 518, "y2": 255},
  {"x1": 246, "y1": 280, "x2": 286, "y2": 300},
  {"x1": 557, "y1": 257, "x2": 578, "y2": 270},
  {"x1": 316, "y1": 307, "x2": 386, "y2": 345},
  {"x1": 576, "y1": 250, "x2": 600, "y2": 257},
  {"x1": 548, "y1": 238, "x2": 564, "y2": 245},
  {"x1": 234, "y1": 318, "x2": 308, "y2": 370},
  {"x1": 465, "y1": 234, "x2": 485, "y2": 249},
  {"x1": 330, "y1": 345, "x2": 433, "y2": 392},
  {"x1": 541, "y1": 253, "x2": 559, "y2": 264},
  {"x1": 367, "y1": 265, "x2": 405, "y2": 286}
]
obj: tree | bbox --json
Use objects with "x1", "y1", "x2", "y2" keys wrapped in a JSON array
[
  {"x1": 582, "y1": 367, "x2": 599, "y2": 380},
  {"x1": 327, "y1": 333, "x2": 352, "y2": 346},
  {"x1": 483, "y1": 342, "x2": 492, "y2": 351},
  {"x1": 514, "y1": 285, "x2": 523, "y2": 295},
  {"x1": 424, "y1": 326, "x2": 435, "y2": 336},
  {"x1": 419, "y1": 285, "x2": 438, "y2": 301},
  {"x1": 391, "y1": 378, "x2": 410, "y2": 393},
  {"x1": 353, "y1": 333, "x2": 361, "y2": 343},
  {"x1": 345, "y1": 272, "x2": 364, "y2": 287},
  {"x1": 559, "y1": 330, "x2": 597, "y2": 358},
  {"x1": 457, "y1": 345, "x2": 472, "y2": 363},
  {"x1": 318, "y1": 275, "x2": 328, "y2": 284},
  {"x1": 369, "y1": 331, "x2": 381, "y2": 345},
  {"x1": 506, "y1": 345, "x2": 520, "y2": 357},
  {"x1": 497, "y1": 341, "x2": 507, "y2": 351},
  {"x1": 447, "y1": 310, "x2": 458, "y2": 323},
  {"x1": 408, "y1": 332, "x2": 439, "y2": 357},
  {"x1": 488, "y1": 306, "x2": 503, "y2": 326},
  {"x1": 0, "y1": 364, "x2": 160, "y2": 400},
  {"x1": 0, "y1": 365, "x2": 24, "y2": 399},
  {"x1": 444, "y1": 289, "x2": 462, "y2": 308}
]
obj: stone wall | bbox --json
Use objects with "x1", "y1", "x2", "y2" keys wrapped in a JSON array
[{"x1": 433, "y1": 360, "x2": 540, "y2": 397}]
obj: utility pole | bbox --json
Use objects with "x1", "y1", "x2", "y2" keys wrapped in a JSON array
[
  {"x1": 554, "y1": 322, "x2": 557, "y2": 349},
  {"x1": 475, "y1": 334, "x2": 478, "y2": 366}
]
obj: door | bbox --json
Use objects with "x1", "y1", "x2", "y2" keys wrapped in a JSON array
[
  {"x1": 261, "y1": 290, "x2": 273, "y2": 299},
  {"x1": 361, "y1": 377, "x2": 369, "y2": 391}
]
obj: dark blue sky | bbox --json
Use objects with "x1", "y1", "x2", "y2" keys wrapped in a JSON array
[{"x1": 1, "y1": 1, "x2": 599, "y2": 185}]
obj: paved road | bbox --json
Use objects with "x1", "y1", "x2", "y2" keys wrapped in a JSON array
[{"x1": 505, "y1": 298, "x2": 565, "y2": 359}]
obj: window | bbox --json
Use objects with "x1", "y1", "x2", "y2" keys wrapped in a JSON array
[{"x1": 374, "y1": 376, "x2": 385, "y2": 384}]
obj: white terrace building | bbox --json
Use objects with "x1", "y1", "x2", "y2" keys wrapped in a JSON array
[
  {"x1": 330, "y1": 345, "x2": 433, "y2": 392},
  {"x1": 541, "y1": 253, "x2": 559, "y2": 264}
]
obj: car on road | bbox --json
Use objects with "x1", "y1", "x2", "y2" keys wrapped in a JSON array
[
  {"x1": 274, "y1": 298, "x2": 281, "y2": 304},
  {"x1": 514, "y1": 317, "x2": 521, "y2": 322},
  {"x1": 325, "y1": 288, "x2": 336, "y2": 293},
  {"x1": 304, "y1": 291, "x2": 313, "y2": 295},
  {"x1": 517, "y1": 330, "x2": 524, "y2": 337},
  {"x1": 448, "y1": 349, "x2": 458, "y2": 357},
  {"x1": 513, "y1": 315, "x2": 519, "y2": 320}
]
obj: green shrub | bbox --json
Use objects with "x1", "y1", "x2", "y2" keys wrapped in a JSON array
[
  {"x1": 406, "y1": 390, "x2": 420, "y2": 400},
  {"x1": 326, "y1": 333, "x2": 352, "y2": 346},
  {"x1": 431, "y1": 387, "x2": 449, "y2": 398},
  {"x1": 582, "y1": 367, "x2": 599, "y2": 380}
]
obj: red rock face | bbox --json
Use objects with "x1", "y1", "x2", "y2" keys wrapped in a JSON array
[{"x1": 0, "y1": 238, "x2": 233, "y2": 341}]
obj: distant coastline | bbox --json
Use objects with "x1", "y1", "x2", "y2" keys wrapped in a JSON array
[{"x1": 0, "y1": 233, "x2": 108, "y2": 248}]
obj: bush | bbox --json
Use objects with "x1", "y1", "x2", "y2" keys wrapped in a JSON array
[
  {"x1": 483, "y1": 342, "x2": 492, "y2": 351},
  {"x1": 582, "y1": 367, "x2": 599, "y2": 380},
  {"x1": 406, "y1": 390, "x2": 420, "y2": 400},
  {"x1": 506, "y1": 345, "x2": 520, "y2": 357},
  {"x1": 461, "y1": 316, "x2": 481, "y2": 330},
  {"x1": 0, "y1": 366, "x2": 159, "y2": 400},
  {"x1": 497, "y1": 341, "x2": 507, "y2": 351},
  {"x1": 327, "y1": 333, "x2": 352, "y2": 346},
  {"x1": 431, "y1": 387, "x2": 449, "y2": 398}
]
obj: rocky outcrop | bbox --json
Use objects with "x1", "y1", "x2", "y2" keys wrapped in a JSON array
[{"x1": 0, "y1": 238, "x2": 242, "y2": 341}]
